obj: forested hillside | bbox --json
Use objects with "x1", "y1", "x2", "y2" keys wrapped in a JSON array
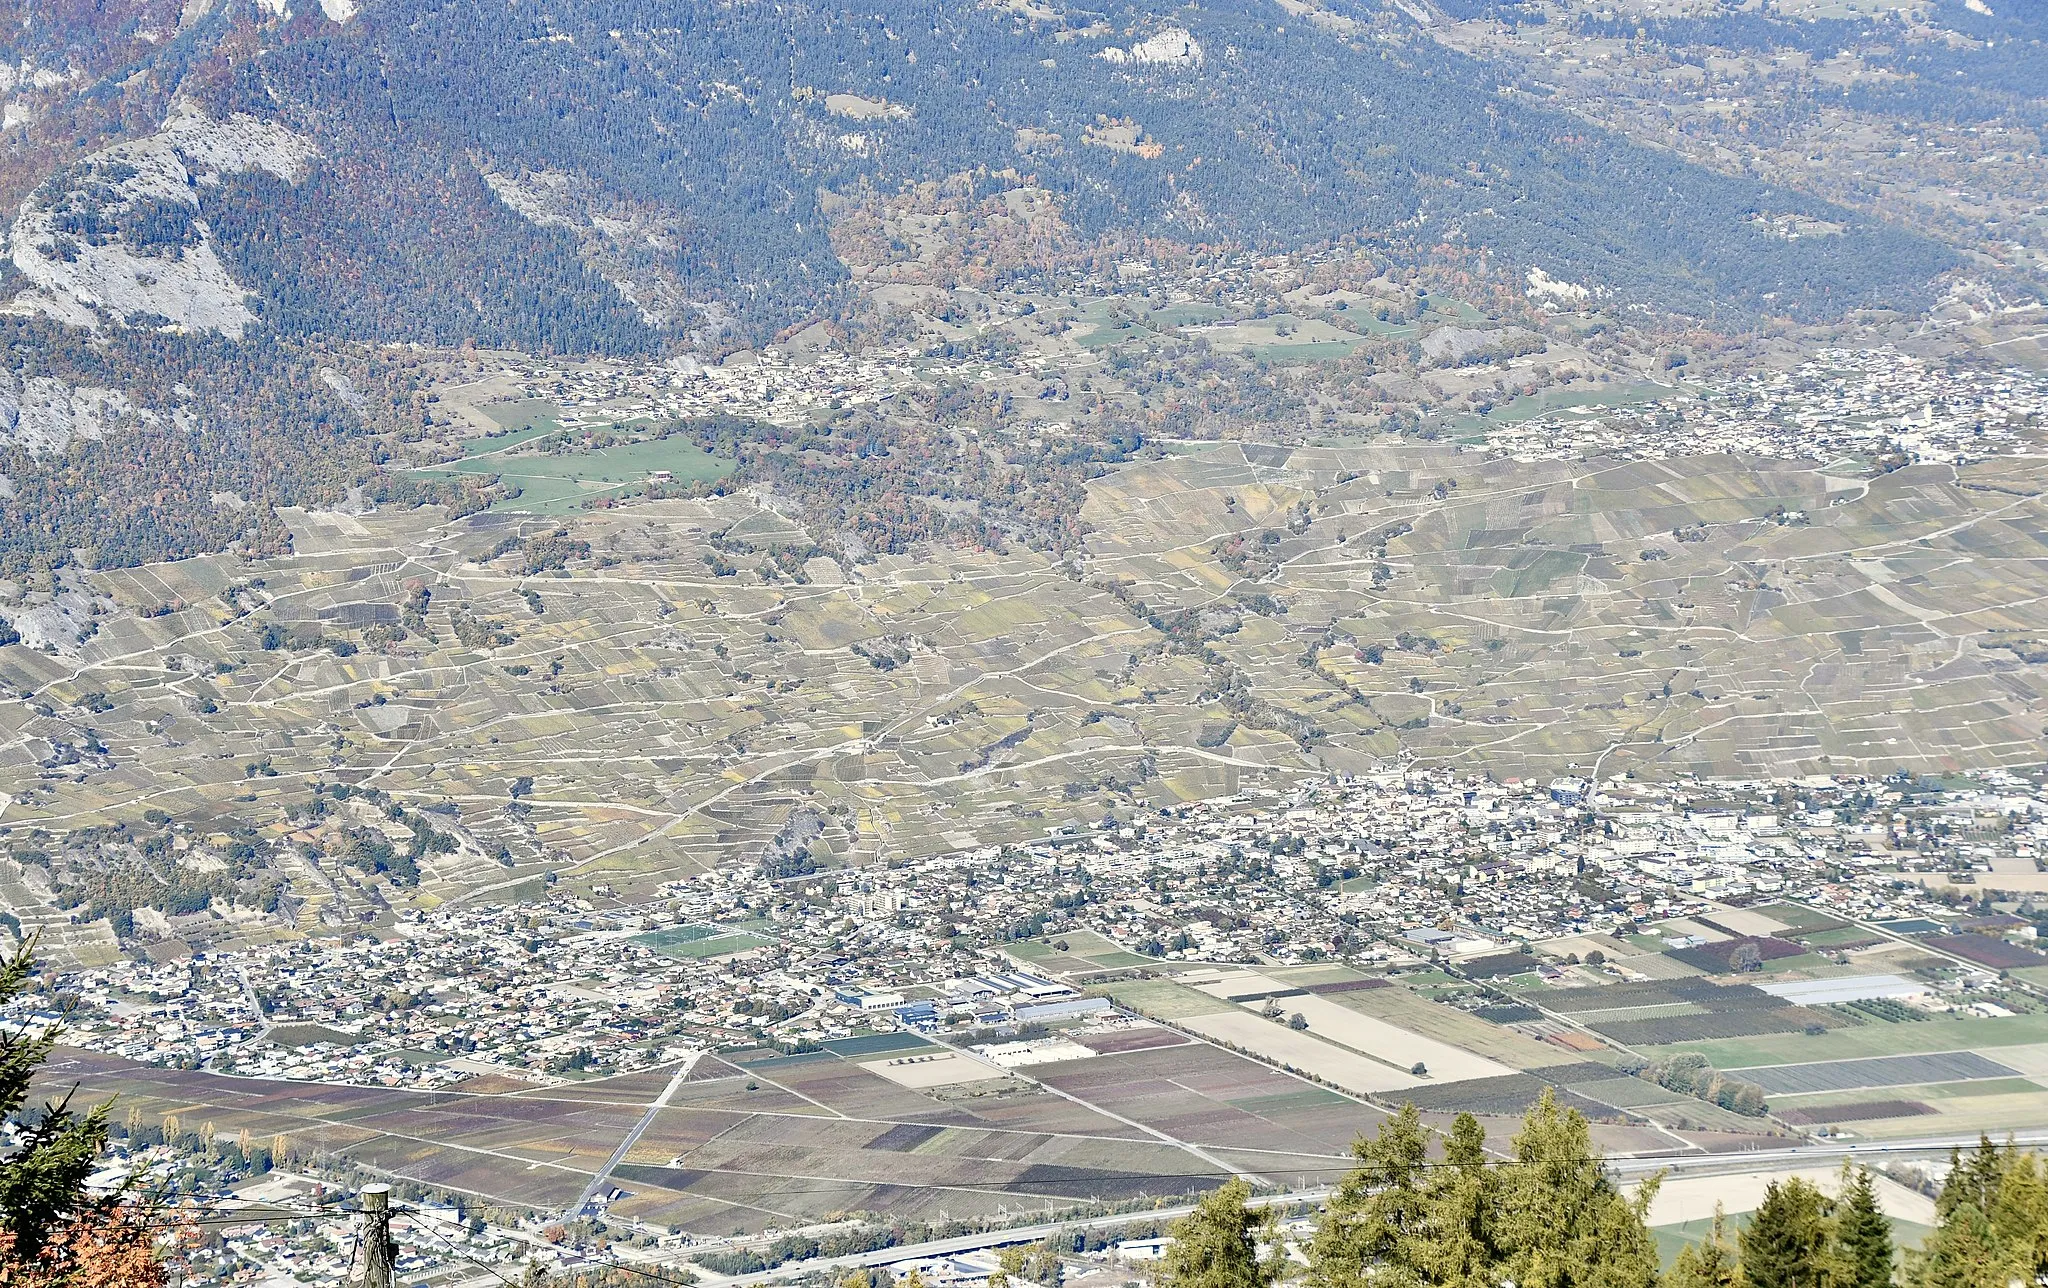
[
  {"x1": 5, "y1": 0, "x2": 1955, "y2": 350},
  {"x1": 0, "y1": 319, "x2": 441, "y2": 578},
  {"x1": 0, "y1": 0, "x2": 2015, "y2": 579}
]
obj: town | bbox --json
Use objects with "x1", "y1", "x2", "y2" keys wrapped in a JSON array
[{"x1": 17, "y1": 765, "x2": 2048, "y2": 1284}]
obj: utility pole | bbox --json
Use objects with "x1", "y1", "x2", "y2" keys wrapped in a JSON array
[{"x1": 360, "y1": 1185, "x2": 396, "y2": 1288}]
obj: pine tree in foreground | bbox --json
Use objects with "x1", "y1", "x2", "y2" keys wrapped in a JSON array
[
  {"x1": 1666, "y1": 1205, "x2": 1740, "y2": 1288},
  {"x1": 1492, "y1": 1090, "x2": 1661, "y2": 1288},
  {"x1": 1306, "y1": 1102, "x2": 1432, "y2": 1288},
  {"x1": 1297, "y1": 1091, "x2": 1656, "y2": 1288},
  {"x1": 1835, "y1": 1164, "x2": 1894, "y2": 1288},
  {"x1": 1909, "y1": 1136, "x2": 2048, "y2": 1288},
  {"x1": 1156, "y1": 1178, "x2": 1281, "y2": 1288},
  {"x1": 0, "y1": 936, "x2": 166, "y2": 1287},
  {"x1": 1738, "y1": 1177, "x2": 1832, "y2": 1288}
]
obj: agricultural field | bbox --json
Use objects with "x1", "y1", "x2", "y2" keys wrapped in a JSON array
[
  {"x1": 1736, "y1": 1051, "x2": 2020, "y2": 1096},
  {"x1": 636, "y1": 925, "x2": 774, "y2": 960},
  {"x1": 32, "y1": 1014, "x2": 1413, "y2": 1229},
  {"x1": 1645, "y1": 1011, "x2": 2048, "y2": 1070},
  {"x1": 1642, "y1": 1167, "x2": 1937, "y2": 1262},
  {"x1": 1176, "y1": 1009, "x2": 1433, "y2": 1094},
  {"x1": 1000, "y1": 931, "x2": 1155, "y2": 976},
  {"x1": 1100, "y1": 968, "x2": 1747, "y2": 1131},
  {"x1": 1497, "y1": 916, "x2": 2048, "y2": 1141},
  {"x1": 12, "y1": 978, "x2": 1829, "y2": 1227}
]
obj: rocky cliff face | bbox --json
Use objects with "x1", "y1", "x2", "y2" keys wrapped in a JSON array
[{"x1": 4, "y1": 108, "x2": 317, "y2": 337}]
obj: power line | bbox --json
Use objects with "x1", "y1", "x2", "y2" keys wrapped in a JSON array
[
  {"x1": 402, "y1": 1203, "x2": 704, "y2": 1288},
  {"x1": 403, "y1": 1216, "x2": 522, "y2": 1288}
]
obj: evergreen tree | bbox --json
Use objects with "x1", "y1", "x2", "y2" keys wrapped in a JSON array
[
  {"x1": 0, "y1": 940, "x2": 116, "y2": 1258},
  {"x1": 1987, "y1": 1154, "x2": 2048, "y2": 1287},
  {"x1": 1667, "y1": 1206, "x2": 1740, "y2": 1288},
  {"x1": 1415, "y1": 1113, "x2": 1499, "y2": 1288},
  {"x1": 1910, "y1": 1138, "x2": 2048, "y2": 1288},
  {"x1": 0, "y1": 937, "x2": 164, "y2": 1286},
  {"x1": 1492, "y1": 1090, "x2": 1660, "y2": 1288},
  {"x1": 1157, "y1": 1179, "x2": 1279, "y2": 1288},
  {"x1": 1740, "y1": 1178, "x2": 1833, "y2": 1288},
  {"x1": 1835, "y1": 1166, "x2": 1894, "y2": 1288},
  {"x1": 1306, "y1": 1103, "x2": 1432, "y2": 1288},
  {"x1": 1307, "y1": 1093, "x2": 1657, "y2": 1288}
]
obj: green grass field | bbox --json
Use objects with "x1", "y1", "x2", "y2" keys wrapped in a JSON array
[
  {"x1": 418, "y1": 437, "x2": 734, "y2": 514},
  {"x1": 477, "y1": 398, "x2": 565, "y2": 438},
  {"x1": 1755, "y1": 903, "x2": 1848, "y2": 932},
  {"x1": 1649, "y1": 1011, "x2": 2048, "y2": 1069},
  {"x1": 636, "y1": 925, "x2": 772, "y2": 959},
  {"x1": 265, "y1": 1022, "x2": 358, "y2": 1048},
  {"x1": 1773, "y1": 1077, "x2": 2043, "y2": 1106},
  {"x1": 1796, "y1": 926, "x2": 1883, "y2": 948},
  {"x1": 1488, "y1": 382, "x2": 1676, "y2": 426},
  {"x1": 1005, "y1": 937, "x2": 1146, "y2": 974},
  {"x1": 1243, "y1": 337, "x2": 1366, "y2": 361},
  {"x1": 1093, "y1": 977, "x2": 1237, "y2": 1020},
  {"x1": 1149, "y1": 303, "x2": 1228, "y2": 328}
]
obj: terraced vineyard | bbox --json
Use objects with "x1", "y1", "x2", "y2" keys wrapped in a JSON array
[{"x1": 2, "y1": 440, "x2": 2046, "y2": 935}]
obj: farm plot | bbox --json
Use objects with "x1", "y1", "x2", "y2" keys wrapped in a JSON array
[
  {"x1": 1792, "y1": 927, "x2": 1887, "y2": 951},
  {"x1": 1032, "y1": 1041, "x2": 1384, "y2": 1156},
  {"x1": 1589, "y1": 1009, "x2": 1831, "y2": 1046},
  {"x1": 1646, "y1": 1010, "x2": 2048, "y2": 1069},
  {"x1": 1276, "y1": 995, "x2": 1519, "y2": 1083},
  {"x1": 1183, "y1": 969, "x2": 1309, "y2": 1003},
  {"x1": 42, "y1": 1045, "x2": 1245, "y2": 1233},
  {"x1": 1070, "y1": 1025, "x2": 1191, "y2": 1055},
  {"x1": 1639, "y1": 1167, "x2": 1935, "y2": 1230},
  {"x1": 1666, "y1": 936, "x2": 1806, "y2": 973},
  {"x1": 1540, "y1": 979, "x2": 1777, "y2": 1014},
  {"x1": 741, "y1": 1055, "x2": 983, "y2": 1122},
  {"x1": 1321, "y1": 984, "x2": 1563, "y2": 1069},
  {"x1": 1696, "y1": 908, "x2": 1793, "y2": 938},
  {"x1": 1738, "y1": 1051, "x2": 2021, "y2": 1095},
  {"x1": 1304, "y1": 978, "x2": 1392, "y2": 996},
  {"x1": 1776, "y1": 1101, "x2": 1937, "y2": 1126},
  {"x1": 1539, "y1": 978, "x2": 1831, "y2": 1044},
  {"x1": 1397, "y1": 1073, "x2": 1629, "y2": 1119},
  {"x1": 1755, "y1": 904, "x2": 1850, "y2": 933},
  {"x1": 1096, "y1": 978, "x2": 1239, "y2": 1020},
  {"x1": 863, "y1": 1051, "x2": 1007, "y2": 1089},
  {"x1": 1179, "y1": 1010, "x2": 1423, "y2": 1094},
  {"x1": 620, "y1": 1118, "x2": 1226, "y2": 1225},
  {"x1": 821, "y1": 1034, "x2": 937, "y2": 1059},
  {"x1": 1001, "y1": 932, "x2": 1156, "y2": 975},
  {"x1": 1459, "y1": 953, "x2": 1543, "y2": 980},
  {"x1": 1921, "y1": 934, "x2": 2048, "y2": 969}
]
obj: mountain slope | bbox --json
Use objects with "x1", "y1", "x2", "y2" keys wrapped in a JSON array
[{"x1": 4, "y1": 0, "x2": 1957, "y2": 350}]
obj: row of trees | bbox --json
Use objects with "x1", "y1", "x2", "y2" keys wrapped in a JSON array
[{"x1": 1158, "y1": 1095, "x2": 2045, "y2": 1288}]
